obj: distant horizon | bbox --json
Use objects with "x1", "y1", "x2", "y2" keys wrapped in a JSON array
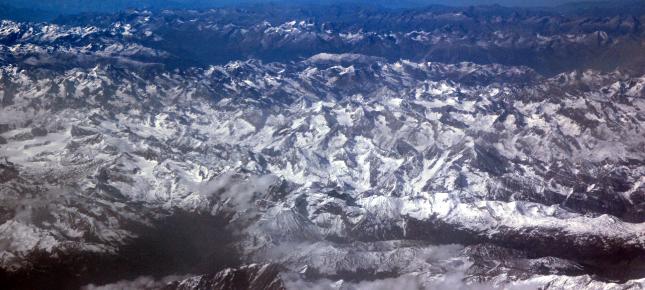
[
  {"x1": 0, "y1": 0, "x2": 618, "y2": 12},
  {"x1": 0, "y1": 0, "x2": 636, "y2": 23}
]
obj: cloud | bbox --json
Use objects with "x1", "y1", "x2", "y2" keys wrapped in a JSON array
[
  {"x1": 81, "y1": 275, "x2": 185, "y2": 290},
  {"x1": 282, "y1": 271, "x2": 497, "y2": 290},
  {"x1": 196, "y1": 172, "x2": 279, "y2": 211}
]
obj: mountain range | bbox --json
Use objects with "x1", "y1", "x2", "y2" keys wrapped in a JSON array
[{"x1": 0, "y1": 2, "x2": 644, "y2": 289}]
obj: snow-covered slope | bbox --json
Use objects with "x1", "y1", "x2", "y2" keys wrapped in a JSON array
[{"x1": 0, "y1": 5, "x2": 644, "y2": 290}]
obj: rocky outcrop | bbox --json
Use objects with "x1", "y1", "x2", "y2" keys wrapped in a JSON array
[{"x1": 165, "y1": 264, "x2": 285, "y2": 290}]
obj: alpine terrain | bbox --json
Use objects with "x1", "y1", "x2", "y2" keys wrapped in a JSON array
[{"x1": 0, "y1": 1, "x2": 644, "y2": 289}]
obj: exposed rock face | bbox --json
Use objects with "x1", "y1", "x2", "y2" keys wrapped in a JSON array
[
  {"x1": 165, "y1": 264, "x2": 285, "y2": 290},
  {"x1": 0, "y1": 3, "x2": 644, "y2": 290}
]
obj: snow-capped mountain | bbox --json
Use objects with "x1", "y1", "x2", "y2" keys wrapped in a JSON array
[{"x1": 0, "y1": 3, "x2": 644, "y2": 290}]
